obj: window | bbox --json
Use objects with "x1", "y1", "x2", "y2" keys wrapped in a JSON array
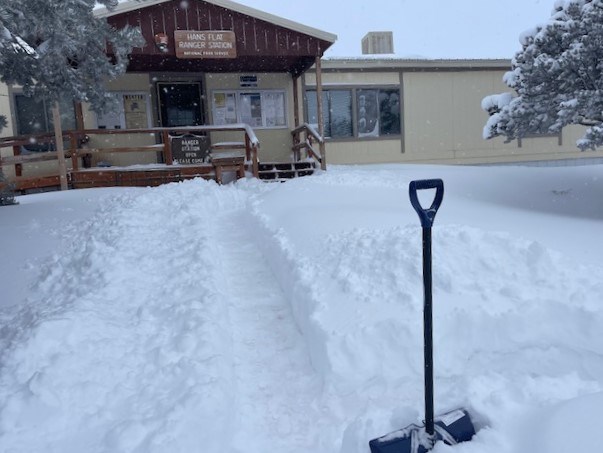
[
  {"x1": 306, "y1": 87, "x2": 401, "y2": 139},
  {"x1": 378, "y1": 89, "x2": 401, "y2": 136},
  {"x1": 357, "y1": 89, "x2": 379, "y2": 137},
  {"x1": 14, "y1": 94, "x2": 76, "y2": 151},
  {"x1": 306, "y1": 90, "x2": 353, "y2": 138},
  {"x1": 15, "y1": 95, "x2": 76, "y2": 136},
  {"x1": 96, "y1": 92, "x2": 152, "y2": 129},
  {"x1": 212, "y1": 90, "x2": 286, "y2": 128},
  {"x1": 240, "y1": 92, "x2": 263, "y2": 127},
  {"x1": 212, "y1": 92, "x2": 237, "y2": 125}
]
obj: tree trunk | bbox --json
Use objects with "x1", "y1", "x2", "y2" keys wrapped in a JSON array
[{"x1": 52, "y1": 103, "x2": 68, "y2": 190}]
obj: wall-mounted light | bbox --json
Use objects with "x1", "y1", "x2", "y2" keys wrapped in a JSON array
[{"x1": 154, "y1": 33, "x2": 169, "y2": 53}]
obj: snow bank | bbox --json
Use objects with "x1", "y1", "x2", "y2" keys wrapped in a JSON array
[
  {"x1": 2, "y1": 164, "x2": 603, "y2": 453},
  {"x1": 0, "y1": 180, "x2": 256, "y2": 452},
  {"x1": 248, "y1": 167, "x2": 603, "y2": 452}
]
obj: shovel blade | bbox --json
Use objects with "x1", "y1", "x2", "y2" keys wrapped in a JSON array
[{"x1": 369, "y1": 409, "x2": 475, "y2": 453}]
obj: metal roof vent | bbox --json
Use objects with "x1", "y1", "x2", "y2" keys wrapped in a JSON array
[{"x1": 361, "y1": 31, "x2": 394, "y2": 55}]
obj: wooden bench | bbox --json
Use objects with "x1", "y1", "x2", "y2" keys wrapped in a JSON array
[{"x1": 210, "y1": 142, "x2": 246, "y2": 184}]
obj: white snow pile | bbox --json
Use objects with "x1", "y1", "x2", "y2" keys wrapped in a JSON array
[{"x1": 1, "y1": 163, "x2": 603, "y2": 453}]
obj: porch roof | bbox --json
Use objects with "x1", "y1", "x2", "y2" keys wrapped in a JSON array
[{"x1": 97, "y1": 0, "x2": 337, "y2": 75}]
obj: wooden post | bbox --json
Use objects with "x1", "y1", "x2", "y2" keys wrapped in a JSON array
[
  {"x1": 292, "y1": 76, "x2": 301, "y2": 161},
  {"x1": 73, "y1": 101, "x2": 86, "y2": 169},
  {"x1": 75, "y1": 101, "x2": 85, "y2": 131},
  {"x1": 70, "y1": 132, "x2": 79, "y2": 171},
  {"x1": 245, "y1": 133, "x2": 251, "y2": 162},
  {"x1": 52, "y1": 102, "x2": 69, "y2": 190},
  {"x1": 293, "y1": 75, "x2": 300, "y2": 129},
  {"x1": 252, "y1": 144, "x2": 259, "y2": 178},
  {"x1": 13, "y1": 145, "x2": 22, "y2": 177},
  {"x1": 162, "y1": 130, "x2": 173, "y2": 165},
  {"x1": 315, "y1": 56, "x2": 326, "y2": 171}
]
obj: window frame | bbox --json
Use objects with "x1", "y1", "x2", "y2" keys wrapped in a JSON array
[
  {"x1": 306, "y1": 89, "x2": 354, "y2": 139},
  {"x1": 12, "y1": 92, "x2": 78, "y2": 152},
  {"x1": 305, "y1": 85, "x2": 402, "y2": 142},
  {"x1": 95, "y1": 91, "x2": 153, "y2": 130},
  {"x1": 13, "y1": 93, "x2": 77, "y2": 136},
  {"x1": 210, "y1": 89, "x2": 288, "y2": 130}
]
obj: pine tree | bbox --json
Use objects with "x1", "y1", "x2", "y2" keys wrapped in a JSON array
[
  {"x1": 0, "y1": 0, "x2": 144, "y2": 121},
  {"x1": 0, "y1": 169, "x2": 17, "y2": 205},
  {"x1": 483, "y1": 0, "x2": 603, "y2": 150}
]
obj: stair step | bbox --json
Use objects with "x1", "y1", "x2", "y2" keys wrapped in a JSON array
[
  {"x1": 258, "y1": 169, "x2": 315, "y2": 181},
  {"x1": 293, "y1": 162, "x2": 314, "y2": 170},
  {"x1": 253, "y1": 161, "x2": 317, "y2": 181},
  {"x1": 258, "y1": 161, "x2": 317, "y2": 171}
]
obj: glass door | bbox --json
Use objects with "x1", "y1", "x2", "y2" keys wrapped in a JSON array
[{"x1": 157, "y1": 82, "x2": 203, "y2": 127}]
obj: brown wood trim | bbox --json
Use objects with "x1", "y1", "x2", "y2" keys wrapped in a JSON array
[
  {"x1": 1, "y1": 151, "x2": 59, "y2": 165},
  {"x1": 13, "y1": 146, "x2": 22, "y2": 177},
  {"x1": 70, "y1": 132, "x2": 79, "y2": 171},
  {"x1": 13, "y1": 175, "x2": 63, "y2": 191},
  {"x1": 244, "y1": 134, "x2": 251, "y2": 161},
  {"x1": 75, "y1": 102, "x2": 85, "y2": 131},
  {"x1": 293, "y1": 75, "x2": 300, "y2": 128},
  {"x1": 162, "y1": 129, "x2": 172, "y2": 164},
  {"x1": 74, "y1": 145, "x2": 164, "y2": 155},
  {"x1": 211, "y1": 142, "x2": 246, "y2": 150},
  {"x1": 71, "y1": 166, "x2": 216, "y2": 189}
]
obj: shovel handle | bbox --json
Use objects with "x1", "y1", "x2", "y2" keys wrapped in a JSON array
[{"x1": 409, "y1": 179, "x2": 444, "y2": 228}]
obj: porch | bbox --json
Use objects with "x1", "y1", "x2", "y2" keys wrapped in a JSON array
[{"x1": 0, "y1": 123, "x2": 324, "y2": 192}]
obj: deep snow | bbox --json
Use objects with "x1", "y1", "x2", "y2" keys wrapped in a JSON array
[{"x1": 1, "y1": 163, "x2": 603, "y2": 453}]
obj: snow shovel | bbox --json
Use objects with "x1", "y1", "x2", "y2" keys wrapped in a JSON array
[{"x1": 369, "y1": 179, "x2": 475, "y2": 453}]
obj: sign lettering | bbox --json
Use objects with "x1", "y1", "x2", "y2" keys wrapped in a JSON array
[
  {"x1": 175, "y1": 30, "x2": 237, "y2": 59},
  {"x1": 171, "y1": 134, "x2": 211, "y2": 165}
]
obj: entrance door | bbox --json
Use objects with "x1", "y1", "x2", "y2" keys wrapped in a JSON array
[{"x1": 157, "y1": 82, "x2": 203, "y2": 127}]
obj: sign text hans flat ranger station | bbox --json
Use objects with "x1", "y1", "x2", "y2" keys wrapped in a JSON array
[{"x1": 174, "y1": 31, "x2": 237, "y2": 59}]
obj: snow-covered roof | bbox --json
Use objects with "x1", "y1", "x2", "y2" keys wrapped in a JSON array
[
  {"x1": 94, "y1": 0, "x2": 337, "y2": 44},
  {"x1": 318, "y1": 57, "x2": 512, "y2": 70}
]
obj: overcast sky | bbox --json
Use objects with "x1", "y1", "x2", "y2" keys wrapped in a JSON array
[{"x1": 237, "y1": 0, "x2": 559, "y2": 59}]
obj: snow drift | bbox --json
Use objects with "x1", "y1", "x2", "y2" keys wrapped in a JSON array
[{"x1": 1, "y1": 164, "x2": 603, "y2": 453}]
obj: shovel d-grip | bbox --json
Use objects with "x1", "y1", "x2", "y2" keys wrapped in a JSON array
[
  {"x1": 409, "y1": 179, "x2": 444, "y2": 229},
  {"x1": 409, "y1": 179, "x2": 444, "y2": 438}
]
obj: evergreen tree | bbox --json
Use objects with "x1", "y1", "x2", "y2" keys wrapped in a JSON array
[
  {"x1": 0, "y1": 169, "x2": 17, "y2": 205},
  {"x1": 0, "y1": 0, "x2": 144, "y2": 123},
  {"x1": 483, "y1": 0, "x2": 603, "y2": 150}
]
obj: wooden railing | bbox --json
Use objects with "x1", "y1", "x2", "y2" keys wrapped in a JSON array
[
  {"x1": 0, "y1": 124, "x2": 260, "y2": 190},
  {"x1": 0, "y1": 132, "x2": 73, "y2": 190},
  {"x1": 291, "y1": 123, "x2": 326, "y2": 171}
]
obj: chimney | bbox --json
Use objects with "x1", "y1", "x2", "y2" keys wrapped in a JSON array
[{"x1": 361, "y1": 31, "x2": 394, "y2": 55}]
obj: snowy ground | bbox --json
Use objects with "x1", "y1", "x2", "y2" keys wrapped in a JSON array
[{"x1": 1, "y1": 163, "x2": 603, "y2": 453}]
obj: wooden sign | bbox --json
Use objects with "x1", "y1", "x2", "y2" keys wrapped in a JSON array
[
  {"x1": 171, "y1": 134, "x2": 211, "y2": 164},
  {"x1": 175, "y1": 31, "x2": 237, "y2": 59}
]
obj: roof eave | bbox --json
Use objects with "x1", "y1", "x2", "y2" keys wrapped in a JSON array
[{"x1": 95, "y1": 0, "x2": 337, "y2": 44}]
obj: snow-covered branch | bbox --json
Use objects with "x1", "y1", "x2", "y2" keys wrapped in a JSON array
[{"x1": 483, "y1": 0, "x2": 603, "y2": 150}]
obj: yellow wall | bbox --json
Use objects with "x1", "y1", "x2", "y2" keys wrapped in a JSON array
[
  {"x1": 83, "y1": 74, "x2": 157, "y2": 167},
  {"x1": 89, "y1": 72, "x2": 297, "y2": 165},
  {"x1": 307, "y1": 68, "x2": 603, "y2": 165},
  {"x1": 0, "y1": 82, "x2": 14, "y2": 138},
  {"x1": 0, "y1": 82, "x2": 15, "y2": 178},
  {"x1": 403, "y1": 70, "x2": 603, "y2": 164},
  {"x1": 205, "y1": 72, "x2": 295, "y2": 162},
  {"x1": 305, "y1": 71, "x2": 400, "y2": 86}
]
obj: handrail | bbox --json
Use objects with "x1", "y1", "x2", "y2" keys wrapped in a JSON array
[
  {"x1": 291, "y1": 122, "x2": 326, "y2": 170},
  {"x1": 291, "y1": 122, "x2": 324, "y2": 145},
  {"x1": 0, "y1": 124, "x2": 261, "y2": 189}
]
